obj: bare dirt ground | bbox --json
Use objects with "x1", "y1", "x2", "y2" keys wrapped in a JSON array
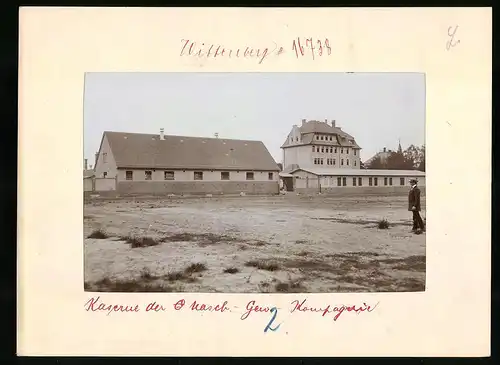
[{"x1": 84, "y1": 193, "x2": 426, "y2": 293}]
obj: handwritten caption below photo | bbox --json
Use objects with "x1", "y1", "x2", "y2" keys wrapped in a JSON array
[
  {"x1": 84, "y1": 296, "x2": 379, "y2": 333},
  {"x1": 180, "y1": 38, "x2": 332, "y2": 64}
]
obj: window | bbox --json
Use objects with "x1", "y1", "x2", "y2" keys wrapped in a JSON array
[
  {"x1": 334, "y1": 147, "x2": 337, "y2": 153},
  {"x1": 333, "y1": 159, "x2": 336, "y2": 165},
  {"x1": 384, "y1": 177, "x2": 388, "y2": 186},
  {"x1": 321, "y1": 136, "x2": 324, "y2": 140},
  {"x1": 316, "y1": 135, "x2": 319, "y2": 140},
  {"x1": 343, "y1": 177, "x2": 347, "y2": 186},
  {"x1": 374, "y1": 177, "x2": 378, "y2": 186},
  {"x1": 353, "y1": 177, "x2": 357, "y2": 186},
  {"x1": 312, "y1": 146, "x2": 315, "y2": 152},
  {"x1": 246, "y1": 172, "x2": 254, "y2": 180},
  {"x1": 347, "y1": 159, "x2": 349, "y2": 166},
  {"x1": 103, "y1": 153, "x2": 107, "y2": 163},
  {"x1": 321, "y1": 147, "x2": 324, "y2": 153},
  {"x1": 327, "y1": 159, "x2": 330, "y2": 165},
  {"x1": 164, "y1": 171, "x2": 175, "y2": 180},
  {"x1": 145, "y1": 171, "x2": 152, "y2": 180},
  {"x1": 341, "y1": 159, "x2": 344, "y2": 166},
  {"x1": 354, "y1": 150, "x2": 357, "y2": 156},
  {"x1": 358, "y1": 177, "x2": 362, "y2": 186},
  {"x1": 268, "y1": 172, "x2": 274, "y2": 180},
  {"x1": 194, "y1": 171, "x2": 203, "y2": 180},
  {"x1": 320, "y1": 159, "x2": 324, "y2": 165},
  {"x1": 295, "y1": 137, "x2": 298, "y2": 142},
  {"x1": 126, "y1": 171, "x2": 133, "y2": 180},
  {"x1": 369, "y1": 177, "x2": 373, "y2": 186},
  {"x1": 330, "y1": 147, "x2": 333, "y2": 153},
  {"x1": 221, "y1": 171, "x2": 230, "y2": 180},
  {"x1": 337, "y1": 177, "x2": 342, "y2": 186},
  {"x1": 354, "y1": 160, "x2": 357, "y2": 166},
  {"x1": 341, "y1": 148, "x2": 344, "y2": 154},
  {"x1": 103, "y1": 172, "x2": 107, "y2": 178},
  {"x1": 389, "y1": 177, "x2": 393, "y2": 185},
  {"x1": 346, "y1": 148, "x2": 349, "y2": 154},
  {"x1": 400, "y1": 177, "x2": 405, "y2": 186},
  {"x1": 314, "y1": 158, "x2": 317, "y2": 165},
  {"x1": 329, "y1": 136, "x2": 332, "y2": 141}
]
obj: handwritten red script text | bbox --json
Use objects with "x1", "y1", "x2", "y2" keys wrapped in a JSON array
[
  {"x1": 240, "y1": 299, "x2": 378, "y2": 321},
  {"x1": 84, "y1": 296, "x2": 140, "y2": 316},
  {"x1": 180, "y1": 38, "x2": 331, "y2": 64}
]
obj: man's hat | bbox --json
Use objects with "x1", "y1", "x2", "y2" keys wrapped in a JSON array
[{"x1": 409, "y1": 178, "x2": 418, "y2": 184}]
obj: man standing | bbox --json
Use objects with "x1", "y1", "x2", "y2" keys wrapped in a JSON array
[{"x1": 408, "y1": 179, "x2": 425, "y2": 233}]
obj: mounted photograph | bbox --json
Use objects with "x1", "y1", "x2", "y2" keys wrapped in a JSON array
[{"x1": 83, "y1": 72, "x2": 426, "y2": 293}]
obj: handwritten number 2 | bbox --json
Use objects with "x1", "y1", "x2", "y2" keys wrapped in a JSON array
[{"x1": 264, "y1": 307, "x2": 281, "y2": 333}]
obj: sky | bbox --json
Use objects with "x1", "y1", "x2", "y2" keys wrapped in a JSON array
[{"x1": 84, "y1": 72, "x2": 425, "y2": 167}]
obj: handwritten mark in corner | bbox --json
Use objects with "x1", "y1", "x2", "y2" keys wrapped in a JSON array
[{"x1": 446, "y1": 25, "x2": 460, "y2": 51}]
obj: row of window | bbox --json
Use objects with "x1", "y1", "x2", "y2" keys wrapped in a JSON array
[
  {"x1": 125, "y1": 170, "x2": 274, "y2": 181},
  {"x1": 332, "y1": 177, "x2": 406, "y2": 187},
  {"x1": 313, "y1": 158, "x2": 357, "y2": 167},
  {"x1": 312, "y1": 146, "x2": 356, "y2": 155}
]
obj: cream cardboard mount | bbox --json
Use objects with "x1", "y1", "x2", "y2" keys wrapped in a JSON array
[{"x1": 17, "y1": 8, "x2": 491, "y2": 357}]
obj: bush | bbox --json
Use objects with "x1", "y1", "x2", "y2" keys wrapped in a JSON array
[
  {"x1": 223, "y1": 267, "x2": 239, "y2": 274},
  {"x1": 87, "y1": 229, "x2": 110, "y2": 239},
  {"x1": 121, "y1": 235, "x2": 161, "y2": 248},
  {"x1": 245, "y1": 260, "x2": 280, "y2": 272},
  {"x1": 377, "y1": 219, "x2": 390, "y2": 229}
]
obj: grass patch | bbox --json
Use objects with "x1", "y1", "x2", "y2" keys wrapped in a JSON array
[
  {"x1": 379, "y1": 255, "x2": 426, "y2": 272},
  {"x1": 377, "y1": 219, "x2": 390, "y2": 229},
  {"x1": 166, "y1": 262, "x2": 207, "y2": 282},
  {"x1": 87, "y1": 228, "x2": 110, "y2": 239},
  {"x1": 85, "y1": 277, "x2": 176, "y2": 292},
  {"x1": 245, "y1": 260, "x2": 280, "y2": 272},
  {"x1": 161, "y1": 232, "x2": 237, "y2": 246},
  {"x1": 223, "y1": 267, "x2": 239, "y2": 274},
  {"x1": 184, "y1": 263, "x2": 207, "y2": 274},
  {"x1": 275, "y1": 280, "x2": 306, "y2": 293},
  {"x1": 121, "y1": 235, "x2": 161, "y2": 248}
]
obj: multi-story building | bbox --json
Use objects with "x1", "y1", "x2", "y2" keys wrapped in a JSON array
[
  {"x1": 279, "y1": 119, "x2": 425, "y2": 194},
  {"x1": 280, "y1": 119, "x2": 362, "y2": 172}
]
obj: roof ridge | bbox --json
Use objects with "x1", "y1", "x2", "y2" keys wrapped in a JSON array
[{"x1": 104, "y1": 131, "x2": 262, "y2": 143}]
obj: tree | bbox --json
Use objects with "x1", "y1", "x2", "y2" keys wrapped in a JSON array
[
  {"x1": 417, "y1": 144, "x2": 425, "y2": 171},
  {"x1": 386, "y1": 151, "x2": 414, "y2": 170},
  {"x1": 367, "y1": 155, "x2": 387, "y2": 169}
]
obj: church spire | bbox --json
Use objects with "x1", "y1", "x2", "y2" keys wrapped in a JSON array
[{"x1": 397, "y1": 138, "x2": 402, "y2": 154}]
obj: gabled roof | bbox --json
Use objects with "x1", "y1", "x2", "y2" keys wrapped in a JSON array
[
  {"x1": 290, "y1": 167, "x2": 425, "y2": 177},
  {"x1": 300, "y1": 120, "x2": 354, "y2": 139},
  {"x1": 102, "y1": 131, "x2": 279, "y2": 171},
  {"x1": 281, "y1": 120, "x2": 361, "y2": 149}
]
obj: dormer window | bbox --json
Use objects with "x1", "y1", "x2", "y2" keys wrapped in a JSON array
[
  {"x1": 320, "y1": 135, "x2": 324, "y2": 140},
  {"x1": 316, "y1": 135, "x2": 319, "y2": 140}
]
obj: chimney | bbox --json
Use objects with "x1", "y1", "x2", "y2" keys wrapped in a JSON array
[
  {"x1": 214, "y1": 132, "x2": 219, "y2": 139},
  {"x1": 84, "y1": 159, "x2": 88, "y2": 170},
  {"x1": 331, "y1": 120, "x2": 336, "y2": 127},
  {"x1": 160, "y1": 128, "x2": 165, "y2": 140},
  {"x1": 383, "y1": 147, "x2": 386, "y2": 152},
  {"x1": 94, "y1": 152, "x2": 98, "y2": 167},
  {"x1": 301, "y1": 119, "x2": 306, "y2": 126}
]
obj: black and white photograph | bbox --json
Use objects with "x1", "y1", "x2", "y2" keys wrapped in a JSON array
[{"x1": 83, "y1": 72, "x2": 426, "y2": 293}]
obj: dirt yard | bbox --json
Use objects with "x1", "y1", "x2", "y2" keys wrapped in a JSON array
[{"x1": 84, "y1": 193, "x2": 426, "y2": 293}]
